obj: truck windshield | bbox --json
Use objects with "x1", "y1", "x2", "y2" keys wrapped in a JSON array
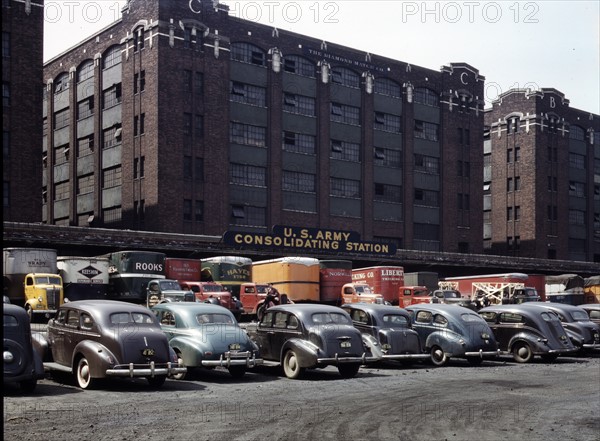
[
  {"x1": 160, "y1": 281, "x2": 182, "y2": 290},
  {"x1": 355, "y1": 285, "x2": 373, "y2": 294},
  {"x1": 203, "y1": 285, "x2": 224, "y2": 292},
  {"x1": 35, "y1": 276, "x2": 62, "y2": 285}
]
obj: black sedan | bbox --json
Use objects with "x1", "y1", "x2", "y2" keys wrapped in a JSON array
[
  {"x1": 479, "y1": 303, "x2": 578, "y2": 362},
  {"x1": 341, "y1": 303, "x2": 430, "y2": 364},
  {"x1": 32, "y1": 300, "x2": 186, "y2": 389},
  {"x1": 245, "y1": 304, "x2": 381, "y2": 379},
  {"x1": 537, "y1": 303, "x2": 600, "y2": 352},
  {"x1": 4, "y1": 303, "x2": 46, "y2": 392}
]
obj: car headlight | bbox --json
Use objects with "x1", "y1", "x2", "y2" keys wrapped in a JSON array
[
  {"x1": 4, "y1": 351, "x2": 15, "y2": 363},
  {"x1": 481, "y1": 333, "x2": 490, "y2": 339}
]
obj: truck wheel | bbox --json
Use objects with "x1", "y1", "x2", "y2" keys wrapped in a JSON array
[
  {"x1": 430, "y1": 345, "x2": 448, "y2": 367},
  {"x1": 283, "y1": 350, "x2": 305, "y2": 379},
  {"x1": 76, "y1": 356, "x2": 95, "y2": 389},
  {"x1": 338, "y1": 364, "x2": 360, "y2": 378},
  {"x1": 512, "y1": 342, "x2": 533, "y2": 363}
]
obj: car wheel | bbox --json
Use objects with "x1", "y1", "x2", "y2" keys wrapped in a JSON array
[
  {"x1": 466, "y1": 356, "x2": 483, "y2": 366},
  {"x1": 172, "y1": 353, "x2": 187, "y2": 381},
  {"x1": 283, "y1": 350, "x2": 305, "y2": 379},
  {"x1": 338, "y1": 363, "x2": 360, "y2": 379},
  {"x1": 228, "y1": 366, "x2": 246, "y2": 378},
  {"x1": 19, "y1": 378, "x2": 37, "y2": 393},
  {"x1": 430, "y1": 346, "x2": 448, "y2": 367},
  {"x1": 76, "y1": 356, "x2": 94, "y2": 389},
  {"x1": 512, "y1": 342, "x2": 533, "y2": 363},
  {"x1": 147, "y1": 375, "x2": 167, "y2": 388},
  {"x1": 541, "y1": 353, "x2": 558, "y2": 363}
]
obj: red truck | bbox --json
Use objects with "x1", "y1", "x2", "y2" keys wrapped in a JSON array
[
  {"x1": 164, "y1": 257, "x2": 244, "y2": 318},
  {"x1": 319, "y1": 260, "x2": 353, "y2": 304},
  {"x1": 351, "y1": 266, "x2": 404, "y2": 305}
]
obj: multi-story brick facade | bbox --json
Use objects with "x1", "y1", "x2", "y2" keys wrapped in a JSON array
[
  {"x1": 2, "y1": 0, "x2": 44, "y2": 222},
  {"x1": 484, "y1": 88, "x2": 600, "y2": 262},
  {"x1": 42, "y1": 0, "x2": 485, "y2": 254}
]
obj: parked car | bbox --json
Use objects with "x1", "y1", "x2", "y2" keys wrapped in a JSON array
[
  {"x1": 245, "y1": 304, "x2": 381, "y2": 379},
  {"x1": 341, "y1": 303, "x2": 430, "y2": 364},
  {"x1": 405, "y1": 304, "x2": 500, "y2": 366},
  {"x1": 151, "y1": 302, "x2": 262, "y2": 379},
  {"x1": 580, "y1": 304, "x2": 600, "y2": 325},
  {"x1": 536, "y1": 303, "x2": 600, "y2": 352},
  {"x1": 32, "y1": 300, "x2": 186, "y2": 389},
  {"x1": 3, "y1": 303, "x2": 45, "y2": 392},
  {"x1": 431, "y1": 290, "x2": 477, "y2": 310},
  {"x1": 478, "y1": 303, "x2": 578, "y2": 363}
]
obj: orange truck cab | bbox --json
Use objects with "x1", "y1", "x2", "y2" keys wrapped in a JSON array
[
  {"x1": 398, "y1": 286, "x2": 431, "y2": 308},
  {"x1": 341, "y1": 282, "x2": 385, "y2": 304},
  {"x1": 239, "y1": 282, "x2": 271, "y2": 316}
]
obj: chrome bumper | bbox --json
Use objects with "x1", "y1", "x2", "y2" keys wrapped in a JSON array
[
  {"x1": 317, "y1": 353, "x2": 380, "y2": 365},
  {"x1": 107, "y1": 361, "x2": 186, "y2": 377},
  {"x1": 202, "y1": 351, "x2": 263, "y2": 368},
  {"x1": 382, "y1": 353, "x2": 431, "y2": 360},
  {"x1": 463, "y1": 349, "x2": 502, "y2": 358}
]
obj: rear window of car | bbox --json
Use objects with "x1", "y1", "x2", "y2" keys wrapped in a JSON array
[
  {"x1": 461, "y1": 313, "x2": 483, "y2": 323},
  {"x1": 110, "y1": 312, "x2": 155, "y2": 325},
  {"x1": 4, "y1": 314, "x2": 18, "y2": 327},
  {"x1": 311, "y1": 312, "x2": 351, "y2": 325},
  {"x1": 571, "y1": 310, "x2": 590, "y2": 321},
  {"x1": 383, "y1": 314, "x2": 408, "y2": 326},
  {"x1": 500, "y1": 313, "x2": 524, "y2": 323},
  {"x1": 479, "y1": 312, "x2": 496, "y2": 323},
  {"x1": 541, "y1": 312, "x2": 560, "y2": 322},
  {"x1": 415, "y1": 311, "x2": 433, "y2": 323},
  {"x1": 196, "y1": 313, "x2": 234, "y2": 325}
]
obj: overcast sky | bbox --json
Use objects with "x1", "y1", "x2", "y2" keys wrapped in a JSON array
[{"x1": 44, "y1": 0, "x2": 599, "y2": 114}]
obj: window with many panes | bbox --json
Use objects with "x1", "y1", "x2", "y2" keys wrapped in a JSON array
[
  {"x1": 414, "y1": 120, "x2": 438, "y2": 141},
  {"x1": 414, "y1": 88, "x2": 439, "y2": 106},
  {"x1": 282, "y1": 131, "x2": 315, "y2": 154},
  {"x1": 230, "y1": 122, "x2": 266, "y2": 147},
  {"x1": 54, "y1": 109, "x2": 70, "y2": 130},
  {"x1": 569, "y1": 125, "x2": 585, "y2": 141},
  {"x1": 374, "y1": 147, "x2": 402, "y2": 167},
  {"x1": 102, "y1": 166, "x2": 122, "y2": 188},
  {"x1": 54, "y1": 73, "x2": 69, "y2": 93},
  {"x1": 230, "y1": 163, "x2": 266, "y2": 187},
  {"x1": 103, "y1": 46, "x2": 121, "y2": 69},
  {"x1": 77, "y1": 60, "x2": 94, "y2": 82},
  {"x1": 231, "y1": 205, "x2": 266, "y2": 226},
  {"x1": 230, "y1": 81, "x2": 266, "y2": 106},
  {"x1": 374, "y1": 183, "x2": 402, "y2": 203},
  {"x1": 414, "y1": 188, "x2": 439, "y2": 207},
  {"x1": 77, "y1": 97, "x2": 94, "y2": 120},
  {"x1": 54, "y1": 182, "x2": 69, "y2": 201},
  {"x1": 330, "y1": 139, "x2": 360, "y2": 162},
  {"x1": 102, "y1": 84, "x2": 122, "y2": 108},
  {"x1": 134, "y1": 70, "x2": 145, "y2": 94},
  {"x1": 230, "y1": 42, "x2": 266, "y2": 66},
  {"x1": 77, "y1": 135, "x2": 93, "y2": 157},
  {"x1": 283, "y1": 93, "x2": 315, "y2": 116},
  {"x1": 569, "y1": 181, "x2": 585, "y2": 197},
  {"x1": 77, "y1": 174, "x2": 94, "y2": 195},
  {"x1": 375, "y1": 112, "x2": 401, "y2": 133},
  {"x1": 330, "y1": 178, "x2": 360, "y2": 198},
  {"x1": 414, "y1": 154, "x2": 439, "y2": 174},
  {"x1": 103, "y1": 125, "x2": 121, "y2": 149},
  {"x1": 331, "y1": 67, "x2": 359, "y2": 88},
  {"x1": 283, "y1": 171, "x2": 315, "y2": 192},
  {"x1": 331, "y1": 103, "x2": 360, "y2": 125},
  {"x1": 569, "y1": 153, "x2": 585, "y2": 169},
  {"x1": 283, "y1": 55, "x2": 315, "y2": 77},
  {"x1": 374, "y1": 78, "x2": 401, "y2": 97}
]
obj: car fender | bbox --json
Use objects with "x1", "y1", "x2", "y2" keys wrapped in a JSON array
[
  {"x1": 507, "y1": 332, "x2": 550, "y2": 354},
  {"x1": 31, "y1": 332, "x2": 52, "y2": 362},
  {"x1": 425, "y1": 331, "x2": 463, "y2": 355},
  {"x1": 361, "y1": 333, "x2": 383, "y2": 359},
  {"x1": 169, "y1": 335, "x2": 210, "y2": 366},
  {"x1": 281, "y1": 338, "x2": 319, "y2": 368},
  {"x1": 71, "y1": 340, "x2": 118, "y2": 377},
  {"x1": 564, "y1": 328, "x2": 584, "y2": 347}
]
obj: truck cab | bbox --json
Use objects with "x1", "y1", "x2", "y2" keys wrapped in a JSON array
[
  {"x1": 398, "y1": 286, "x2": 431, "y2": 308},
  {"x1": 239, "y1": 282, "x2": 270, "y2": 316},
  {"x1": 146, "y1": 279, "x2": 195, "y2": 308},
  {"x1": 341, "y1": 283, "x2": 385, "y2": 305},
  {"x1": 180, "y1": 281, "x2": 244, "y2": 319},
  {"x1": 23, "y1": 273, "x2": 64, "y2": 320}
]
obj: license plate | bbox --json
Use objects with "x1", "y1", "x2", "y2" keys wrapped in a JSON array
[
  {"x1": 229, "y1": 343, "x2": 241, "y2": 351},
  {"x1": 142, "y1": 348, "x2": 155, "y2": 356},
  {"x1": 340, "y1": 341, "x2": 351, "y2": 348}
]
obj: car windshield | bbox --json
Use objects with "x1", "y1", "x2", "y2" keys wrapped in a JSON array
[
  {"x1": 160, "y1": 281, "x2": 182, "y2": 290},
  {"x1": 461, "y1": 313, "x2": 483, "y2": 323},
  {"x1": 382, "y1": 314, "x2": 408, "y2": 326},
  {"x1": 311, "y1": 312, "x2": 351, "y2": 325},
  {"x1": 110, "y1": 312, "x2": 155, "y2": 325},
  {"x1": 571, "y1": 310, "x2": 591, "y2": 321},
  {"x1": 202, "y1": 285, "x2": 224, "y2": 292},
  {"x1": 195, "y1": 313, "x2": 234, "y2": 325}
]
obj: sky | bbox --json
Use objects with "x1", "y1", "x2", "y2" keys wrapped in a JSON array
[{"x1": 43, "y1": 0, "x2": 600, "y2": 114}]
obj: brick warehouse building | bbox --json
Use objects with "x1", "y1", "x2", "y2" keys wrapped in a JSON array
[
  {"x1": 41, "y1": 0, "x2": 486, "y2": 254},
  {"x1": 3, "y1": 0, "x2": 44, "y2": 222},
  {"x1": 484, "y1": 89, "x2": 600, "y2": 262}
]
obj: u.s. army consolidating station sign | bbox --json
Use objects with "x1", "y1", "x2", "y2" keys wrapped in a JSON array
[{"x1": 223, "y1": 226, "x2": 397, "y2": 257}]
